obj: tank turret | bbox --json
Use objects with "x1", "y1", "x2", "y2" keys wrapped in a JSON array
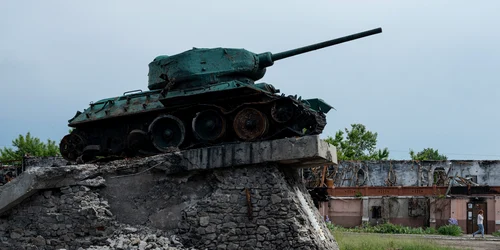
[
  {"x1": 60, "y1": 27, "x2": 383, "y2": 163},
  {"x1": 148, "y1": 28, "x2": 382, "y2": 91}
]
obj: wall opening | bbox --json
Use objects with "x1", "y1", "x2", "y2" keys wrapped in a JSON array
[
  {"x1": 356, "y1": 168, "x2": 367, "y2": 186},
  {"x1": 408, "y1": 198, "x2": 426, "y2": 217},
  {"x1": 371, "y1": 206, "x2": 382, "y2": 219},
  {"x1": 433, "y1": 167, "x2": 447, "y2": 186}
]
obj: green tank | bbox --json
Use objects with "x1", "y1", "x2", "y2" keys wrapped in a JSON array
[{"x1": 60, "y1": 28, "x2": 382, "y2": 162}]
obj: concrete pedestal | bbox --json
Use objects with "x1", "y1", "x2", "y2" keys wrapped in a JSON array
[{"x1": 0, "y1": 135, "x2": 339, "y2": 250}]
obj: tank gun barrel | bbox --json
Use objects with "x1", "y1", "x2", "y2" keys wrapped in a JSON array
[
  {"x1": 258, "y1": 27, "x2": 382, "y2": 67},
  {"x1": 272, "y1": 27, "x2": 382, "y2": 60}
]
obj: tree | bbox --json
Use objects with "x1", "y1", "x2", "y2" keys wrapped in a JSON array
[
  {"x1": 409, "y1": 148, "x2": 447, "y2": 161},
  {"x1": 325, "y1": 123, "x2": 389, "y2": 160},
  {"x1": 0, "y1": 132, "x2": 60, "y2": 162}
]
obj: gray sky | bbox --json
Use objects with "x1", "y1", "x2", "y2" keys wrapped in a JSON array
[{"x1": 1, "y1": 1, "x2": 499, "y2": 160}]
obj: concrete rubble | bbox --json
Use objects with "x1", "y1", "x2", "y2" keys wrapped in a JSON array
[
  {"x1": 0, "y1": 184, "x2": 195, "y2": 250},
  {"x1": 0, "y1": 135, "x2": 339, "y2": 250}
]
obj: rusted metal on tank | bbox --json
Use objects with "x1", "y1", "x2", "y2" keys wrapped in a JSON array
[{"x1": 233, "y1": 108, "x2": 269, "y2": 141}]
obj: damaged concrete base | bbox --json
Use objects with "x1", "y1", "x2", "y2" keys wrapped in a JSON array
[
  {"x1": 0, "y1": 185, "x2": 192, "y2": 250},
  {"x1": 0, "y1": 135, "x2": 338, "y2": 250}
]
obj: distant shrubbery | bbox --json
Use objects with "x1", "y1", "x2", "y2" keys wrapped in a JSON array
[
  {"x1": 327, "y1": 221, "x2": 462, "y2": 236},
  {"x1": 437, "y1": 225, "x2": 462, "y2": 236}
]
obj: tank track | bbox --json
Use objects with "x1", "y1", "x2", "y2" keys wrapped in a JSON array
[{"x1": 60, "y1": 94, "x2": 327, "y2": 163}]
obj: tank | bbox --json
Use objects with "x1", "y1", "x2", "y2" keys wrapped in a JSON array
[{"x1": 60, "y1": 27, "x2": 382, "y2": 162}]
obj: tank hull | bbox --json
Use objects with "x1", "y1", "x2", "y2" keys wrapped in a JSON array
[{"x1": 60, "y1": 81, "x2": 331, "y2": 162}]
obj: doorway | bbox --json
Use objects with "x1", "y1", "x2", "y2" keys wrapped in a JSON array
[{"x1": 466, "y1": 201, "x2": 487, "y2": 234}]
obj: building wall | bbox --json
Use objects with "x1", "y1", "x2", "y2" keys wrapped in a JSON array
[
  {"x1": 385, "y1": 197, "x2": 428, "y2": 228},
  {"x1": 487, "y1": 199, "x2": 496, "y2": 233},
  {"x1": 441, "y1": 197, "x2": 500, "y2": 234},
  {"x1": 321, "y1": 196, "x2": 500, "y2": 234},
  {"x1": 320, "y1": 199, "x2": 362, "y2": 228},
  {"x1": 308, "y1": 160, "x2": 500, "y2": 188},
  {"x1": 452, "y1": 197, "x2": 493, "y2": 234},
  {"x1": 307, "y1": 160, "x2": 500, "y2": 233},
  {"x1": 453, "y1": 199, "x2": 468, "y2": 230},
  {"x1": 495, "y1": 197, "x2": 500, "y2": 232},
  {"x1": 433, "y1": 198, "x2": 451, "y2": 228},
  {"x1": 322, "y1": 197, "x2": 428, "y2": 228}
]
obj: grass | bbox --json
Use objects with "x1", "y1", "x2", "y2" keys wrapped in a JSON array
[{"x1": 333, "y1": 231, "x2": 466, "y2": 250}]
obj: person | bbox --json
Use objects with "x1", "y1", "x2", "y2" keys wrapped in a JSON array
[{"x1": 472, "y1": 210, "x2": 484, "y2": 238}]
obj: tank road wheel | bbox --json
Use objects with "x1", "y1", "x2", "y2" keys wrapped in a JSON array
[
  {"x1": 233, "y1": 108, "x2": 269, "y2": 141},
  {"x1": 271, "y1": 100, "x2": 295, "y2": 123},
  {"x1": 149, "y1": 115, "x2": 186, "y2": 152},
  {"x1": 192, "y1": 109, "x2": 227, "y2": 142},
  {"x1": 127, "y1": 129, "x2": 149, "y2": 151},
  {"x1": 59, "y1": 132, "x2": 86, "y2": 161}
]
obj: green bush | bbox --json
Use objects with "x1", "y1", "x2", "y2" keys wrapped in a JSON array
[
  {"x1": 437, "y1": 225, "x2": 462, "y2": 236},
  {"x1": 328, "y1": 221, "x2": 463, "y2": 237},
  {"x1": 424, "y1": 227, "x2": 438, "y2": 234},
  {"x1": 327, "y1": 222, "x2": 435, "y2": 235}
]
